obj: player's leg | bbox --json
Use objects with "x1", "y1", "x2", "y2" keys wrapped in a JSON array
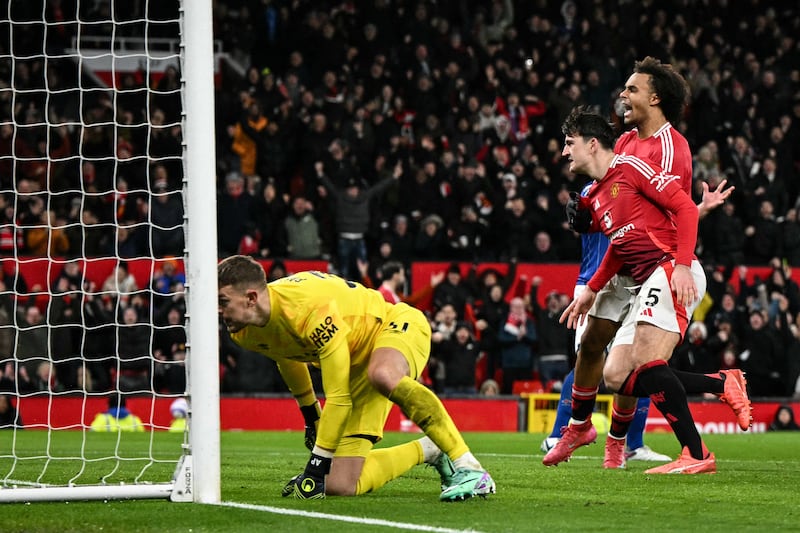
[
  {"x1": 671, "y1": 368, "x2": 752, "y2": 430},
  {"x1": 623, "y1": 397, "x2": 670, "y2": 461},
  {"x1": 325, "y1": 369, "x2": 444, "y2": 495},
  {"x1": 602, "y1": 327, "x2": 669, "y2": 465},
  {"x1": 612, "y1": 261, "x2": 715, "y2": 472},
  {"x1": 620, "y1": 325, "x2": 713, "y2": 467},
  {"x1": 540, "y1": 368, "x2": 574, "y2": 452},
  {"x1": 543, "y1": 278, "x2": 631, "y2": 466},
  {"x1": 542, "y1": 316, "x2": 617, "y2": 465},
  {"x1": 544, "y1": 283, "x2": 589, "y2": 446},
  {"x1": 569, "y1": 276, "x2": 634, "y2": 423},
  {"x1": 626, "y1": 398, "x2": 650, "y2": 451},
  {"x1": 369, "y1": 304, "x2": 494, "y2": 499}
]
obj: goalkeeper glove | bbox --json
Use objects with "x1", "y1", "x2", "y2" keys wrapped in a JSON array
[
  {"x1": 283, "y1": 452, "x2": 331, "y2": 500},
  {"x1": 299, "y1": 401, "x2": 321, "y2": 451},
  {"x1": 566, "y1": 191, "x2": 592, "y2": 233}
]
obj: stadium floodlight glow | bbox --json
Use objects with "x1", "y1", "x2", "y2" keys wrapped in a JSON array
[{"x1": 0, "y1": 0, "x2": 219, "y2": 503}]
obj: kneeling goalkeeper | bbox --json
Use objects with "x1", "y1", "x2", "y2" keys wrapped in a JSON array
[{"x1": 217, "y1": 256, "x2": 495, "y2": 501}]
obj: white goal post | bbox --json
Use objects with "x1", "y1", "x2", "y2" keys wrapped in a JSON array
[{"x1": 0, "y1": 0, "x2": 219, "y2": 503}]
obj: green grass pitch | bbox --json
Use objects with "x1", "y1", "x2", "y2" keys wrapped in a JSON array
[{"x1": 1, "y1": 430, "x2": 798, "y2": 532}]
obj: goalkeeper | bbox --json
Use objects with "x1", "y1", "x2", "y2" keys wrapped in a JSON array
[{"x1": 217, "y1": 256, "x2": 495, "y2": 502}]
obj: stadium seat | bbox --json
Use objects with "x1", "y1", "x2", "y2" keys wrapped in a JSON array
[{"x1": 512, "y1": 379, "x2": 545, "y2": 396}]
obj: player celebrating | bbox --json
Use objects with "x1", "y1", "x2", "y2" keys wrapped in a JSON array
[
  {"x1": 217, "y1": 256, "x2": 495, "y2": 500},
  {"x1": 556, "y1": 108, "x2": 715, "y2": 473},
  {"x1": 543, "y1": 58, "x2": 750, "y2": 470},
  {"x1": 540, "y1": 180, "x2": 670, "y2": 464}
]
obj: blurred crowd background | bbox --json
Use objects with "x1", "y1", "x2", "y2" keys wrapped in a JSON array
[{"x1": 0, "y1": 0, "x2": 799, "y2": 400}]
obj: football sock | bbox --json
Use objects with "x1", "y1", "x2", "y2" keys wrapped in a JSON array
[
  {"x1": 389, "y1": 376, "x2": 469, "y2": 462},
  {"x1": 453, "y1": 451, "x2": 481, "y2": 471},
  {"x1": 549, "y1": 369, "x2": 575, "y2": 437},
  {"x1": 417, "y1": 436, "x2": 440, "y2": 463},
  {"x1": 608, "y1": 399, "x2": 636, "y2": 440},
  {"x1": 621, "y1": 360, "x2": 704, "y2": 459},
  {"x1": 625, "y1": 397, "x2": 651, "y2": 450},
  {"x1": 571, "y1": 384, "x2": 599, "y2": 422},
  {"x1": 672, "y1": 369, "x2": 724, "y2": 394},
  {"x1": 356, "y1": 440, "x2": 422, "y2": 495}
]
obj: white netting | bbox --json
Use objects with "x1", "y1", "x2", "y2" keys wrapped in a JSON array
[{"x1": 0, "y1": 1, "x2": 192, "y2": 499}]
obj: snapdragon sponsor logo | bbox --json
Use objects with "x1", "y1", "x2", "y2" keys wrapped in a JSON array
[{"x1": 610, "y1": 223, "x2": 635, "y2": 241}]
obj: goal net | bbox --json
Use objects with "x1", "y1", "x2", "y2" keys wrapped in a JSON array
[{"x1": 0, "y1": 0, "x2": 219, "y2": 502}]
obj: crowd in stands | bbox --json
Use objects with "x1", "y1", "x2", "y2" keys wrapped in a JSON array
[{"x1": 0, "y1": 1, "x2": 799, "y2": 399}]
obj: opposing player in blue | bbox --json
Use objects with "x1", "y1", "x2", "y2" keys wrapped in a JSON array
[{"x1": 540, "y1": 181, "x2": 670, "y2": 463}]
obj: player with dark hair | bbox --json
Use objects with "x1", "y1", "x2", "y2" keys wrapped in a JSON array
[
  {"x1": 540, "y1": 181, "x2": 670, "y2": 463},
  {"x1": 217, "y1": 256, "x2": 495, "y2": 500},
  {"x1": 554, "y1": 108, "x2": 715, "y2": 473},
  {"x1": 543, "y1": 58, "x2": 750, "y2": 470}
]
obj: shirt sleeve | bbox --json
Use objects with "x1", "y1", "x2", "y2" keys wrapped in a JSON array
[
  {"x1": 587, "y1": 246, "x2": 625, "y2": 292},
  {"x1": 637, "y1": 170, "x2": 699, "y2": 266},
  {"x1": 303, "y1": 299, "x2": 353, "y2": 451},
  {"x1": 276, "y1": 360, "x2": 315, "y2": 402}
]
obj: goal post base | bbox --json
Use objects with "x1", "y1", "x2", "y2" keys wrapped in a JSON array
[
  {"x1": 170, "y1": 454, "x2": 194, "y2": 502},
  {"x1": 0, "y1": 483, "x2": 175, "y2": 503}
]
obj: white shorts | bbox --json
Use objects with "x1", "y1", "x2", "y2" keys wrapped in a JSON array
[
  {"x1": 610, "y1": 259, "x2": 706, "y2": 349},
  {"x1": 588, "y1": 274, "x2": 637, "y2": 324}
]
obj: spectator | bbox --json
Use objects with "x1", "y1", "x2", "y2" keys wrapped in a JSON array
[
  {"x1": 168, "y1": 397, "x2": 188, "y2": 433},
  {"x1": 147, "y1": 111, "x2": 183, "y2": 188},
  {"x1": 229, "y1": 97, "x2": 268, "y2": 178},
  {"x1": 528, "y1": 279, "x2": 571, "y2": 384},
  {"x1": 497, "y1": 296, "x2": 537, "y2": 394},
  {"x1": 0, "y1": 394, "x2": 22, "y2": 428},
  {"x1": 479, "y1": 379, "x2": 500, "y2": 396},
  {"x1": 429, "y1": 303, "x2": 459, "y2": 392},
  {"x1": 768, "y1": 405, "x2": 799, "y2": 431},
  {"x1": 445, "y1": 204, "x2": 491, "y2": 261},
  {"x1": 101, "y1": 261, "x2": 138, "y2": 295},
  {"x1": 24, "y1": 201, "x2": 70, "y2": 257},
  {"x1": 468, "y1": 262, "x2": 518, "y2": 306},
  {"x1": 744, "y1": 200, "x2": 781, "y2": 264},
  {"x1": 705, "y1": 201, "x2": 746, "y2": 268},
  {"x1": 16, "y1": 305, "x2": 49, "y2": 379},
  {"x1": 385, "y1": 214, "x2": 415, "y2": 268},
  {"x1": 149, "y1": 175, "x2": 184, "y2": 258},
  {"x1": 781, "y1": 208, "x2": 800, "y2": 266},
  {"x1": 217, "y1": 171, "x2": 256, "y2": 258},
  {"x1": 474, "y1": 283, "x2": 511, "y2": 384},
  {"x1": 283, "y1": 195, "x2": 322, "y2": 260},
  {"x1": 432, "y1": 262, "x2": 472, "y2": 319},
  {"x1": 439, "y1": 322, "x2": 481, "y2": 395},
  {"x1": 369, "y1": 260, "x2": 444, "y2": 310},
  {"x1": 116, "y1": 306, "x2": 151, "y2": 393},
  {"x1": 498, "y1": 195, "x2": 538, "y2": 261},
  {"x1": 671, "y1": 322, "x2": 718, "y2": 375},
  {"x1": 152, "y1": 259, "x2": 186, "y2": 296},
  {"x1": 413, "y1": 213, "x2": 448, "y2": 260},
  {"x1": 90, "y1": 395, "x2": 144, "y2": 432},
  {"x1": 738, "y1": 308, "x2": 785, "y2": 397},
  {"x1": 266, "y1": 260, "x2": 288, "y2": 282},
  {"x1": 529, "y1": 231, "x2": 559, "y2": 262},
  {"x1": 251, "y1": 178, "x2": 288, "y2": 259},
  {"x1": 318, "y1": 160, "x2": 400, "y2": 279}
]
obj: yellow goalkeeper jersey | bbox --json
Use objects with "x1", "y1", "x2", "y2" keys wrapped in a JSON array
[{"x1": 230, "y1": 270, "x2": 395, "y2": 449}]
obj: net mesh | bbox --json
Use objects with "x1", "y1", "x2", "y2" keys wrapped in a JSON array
[{"x1": 0, "y1": 1, "x2": 187, "y2": 492}]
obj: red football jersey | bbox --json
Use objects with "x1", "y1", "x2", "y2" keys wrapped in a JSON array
[
  {"x1": 584, "y1": 154, "x2": 698, "y2": 290},
  {"x1": 614, "y1": 123, "x2": 693, "y2": 194}
]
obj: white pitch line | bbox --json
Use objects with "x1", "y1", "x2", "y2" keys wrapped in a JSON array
[{"x1": 215, "y1": 501, "x2": 487, "y2": 533}]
